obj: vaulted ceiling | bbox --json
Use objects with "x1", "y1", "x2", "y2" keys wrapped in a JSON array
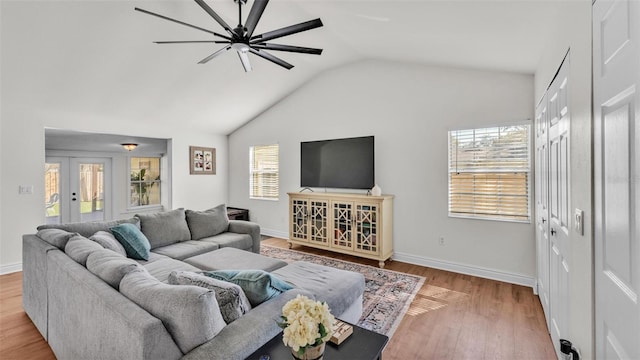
[{"x1": 1, "y1": 0, "x2": 565, "y2": 135}]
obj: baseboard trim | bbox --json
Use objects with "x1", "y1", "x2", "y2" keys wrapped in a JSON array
[
  {"x1": 0, "y1": 262, "x2": 22, "y2": 275},
  {"x1": 393, "y1": 251, "x2": 535, "y2": 289},
  {"x1": 261, "y1": 228, "x2": 289, "y2": 240}
]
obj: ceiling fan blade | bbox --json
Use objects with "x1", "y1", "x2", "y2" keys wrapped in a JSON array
[
  {"x1": 237, "y1": 51, "x2": 253, "y2": 72},
  {"x1": 250, "y1": 18, "x2": 323, "y2": 43},
  {"x1": 249, "y1": 48, "x2": 293, "y2": 70},
  {"x1": 251, "y1": 43, "x2": 322, "y2": 55},
  {"x1": 244, "y1": 0, "x2": 269, "y2": 38},
  {"x1": 134, "y1": 7, "x2": 232, "y2": 40},
  {"x1": 154, "y1": 40, "x2": 220, "y2": 44},
  {"x1": 198, "y1": 46, "x2": 231, "y2": 64},
  {"x1": 193, "y1": 0, "x2": 234, "y2": 35}
]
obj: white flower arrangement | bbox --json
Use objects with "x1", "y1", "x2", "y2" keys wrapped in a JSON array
[{"x1": 278, "y1": 294, "x2": 336, "y2": 356}]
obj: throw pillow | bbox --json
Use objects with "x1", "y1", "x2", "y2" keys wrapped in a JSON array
[
  {"x1": 135, "y1": 208, "x2": 191, "y2": 249},
  {"x1": 86, "y1": 249, "x2": 141, "y2": 289},
  {"x1": 64, "y1": 234, "x2": 104, "y2": 266},
  {"x1": 168, "y1": 271, "x2": 252, "y2": 324},
  {"x1": 89, "y1": 231, "x2": 127, "y2": 257},
  {"x1": 120, "y1": 268, "x2": 226, "y2": 354},
  {"x1": 36, "y1": 228, "x2": 76, "y2": 250},
  {"x1": 185, "y1": 204, "x2": 229, "y2": 240},
  {"x1": 110, "y1": 223, "x2": 151, "y2": 260},
  {"x1": 203, "y1": 270, "x2": 293, "y2": 307}
]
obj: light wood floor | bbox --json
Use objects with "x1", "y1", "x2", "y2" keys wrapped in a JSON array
[{"x1": 0, "y1": 238, "x2": 555, "y2": 359}]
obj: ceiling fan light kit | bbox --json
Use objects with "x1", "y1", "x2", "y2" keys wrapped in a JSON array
[{"x1": 135, "y1": 0, "x2": 323, "y2": 72}]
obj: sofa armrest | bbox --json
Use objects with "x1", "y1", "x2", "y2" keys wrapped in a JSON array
[{"x1": 227, "y1": 220, "x2": 261, "y2": 254}]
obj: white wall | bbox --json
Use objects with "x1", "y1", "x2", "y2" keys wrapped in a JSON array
[
  {"x1": 534, "y1": 1, "x2": 593, "y2": 358},
  {"x1": 229, "y1": 60, "x2": 535, "y2": 284}
]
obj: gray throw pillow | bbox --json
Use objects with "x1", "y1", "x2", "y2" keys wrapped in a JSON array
[
  {"x1": 64, "y1": 235, "x2": 104, "y2": 266},
  {"x1": 110, "y1": 223, "x2": 151, "y2": 260},
  {"x1": 86, "y1": 249, "x2": 141, "y2": 289},
  {"x1": 89, "y1": 231, "x2": 127, "y2": 257},
  {"x1": 135, "y1": 208, "x2": 191, "y2": 249},
  {"x1": 204, "y1": 270, "x2": 293, "y2": 307},
  {"x1": 36, "y1": 229, "x2": 76, "y2": 250},
  {"x1": 185, "y1": 204, "x2": 229, "y2": 240},
  {"x1": 168, "y1": 271, "x2": 251, "y2": 324},
  {"x1": 120, "y1": 269, "x2": 226, "y2": 354}
]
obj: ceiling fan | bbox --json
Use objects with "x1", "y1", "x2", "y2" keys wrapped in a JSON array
[{"x1": 134, "y1": 0, "x2": 323, "y2": 72}]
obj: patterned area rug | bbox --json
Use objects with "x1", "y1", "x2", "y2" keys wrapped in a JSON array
[{"x1": 260, "y1": 244, "x2": 425, "y2": 337}]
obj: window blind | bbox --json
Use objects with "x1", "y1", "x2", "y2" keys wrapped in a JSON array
[
  {"x1": 448, "y1": 125, "x2": 530, "y2": 221},
  {"x1": 250, "y1": 144, "x2": 279, "y2": 200}
]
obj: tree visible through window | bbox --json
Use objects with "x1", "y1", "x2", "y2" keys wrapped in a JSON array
[
  {"x1": 130, "y1": 157, "x2": 161, "y2": 207},
  {"x1": 448, "y1": 124, "x2": 531, "y2": 222},
  {"x1": 250, "y1": 144, "x2": 279, "y2": 200}
]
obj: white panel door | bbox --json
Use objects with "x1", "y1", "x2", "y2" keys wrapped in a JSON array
[
  {"x1": 535, "y1": 94, "x2": 551, "y2": 325},
  {"x1": 594, "y1": 0, "x2": 640, "y2": 359},
  {"x1": 547, "y1": 58, "x2": 571, "y2": 358}
]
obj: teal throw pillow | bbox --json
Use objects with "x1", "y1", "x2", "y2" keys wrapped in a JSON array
[
  {"x1": 110, "y1": 223, "x2": 151, "y2": 260},
  {"x1": 204, "y1": 270, "x2": 293, "y2": 307}
]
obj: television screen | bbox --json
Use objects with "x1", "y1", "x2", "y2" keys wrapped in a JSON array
[{"x1": 301, "y1": 136, "x2": 374, "y2": 190}]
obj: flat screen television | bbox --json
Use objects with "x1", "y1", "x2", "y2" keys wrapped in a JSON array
[{"x1": 301, "y1": 136, "x2": 374, "y2": 190}]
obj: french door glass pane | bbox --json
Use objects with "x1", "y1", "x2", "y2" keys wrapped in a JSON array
[
  {"x1": 79, "y1": 163, "x2": 105, "y2": 222},
  {"x1": 45, "y1": 163, "x2": 61, "y2": 225}
]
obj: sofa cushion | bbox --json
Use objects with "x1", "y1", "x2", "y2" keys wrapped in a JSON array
[
  {"x1": 37, "y1": 218, "x2": 139, "y2": 238},
  {"x1": 203, "y1": 270, "x2": 293, "y2": 307},
  {"x1": 120, "y1": 268, "x2": 226, "y2": 354},
  {"x1": 169, "y1": 271, "x2": 252, "y2": 324},
  {"x1": 185, "y1": 204, "x2": 229, "y2": 240},
  {"x1": 143, "y1": 257, "x2": 201, "y2": 283},
  {"x1": 64, "y1": 235, "x2": 104, "y2": 266},
  {"x1": 86, "y1": 249, "x2": 142, "y2": 289},
  {"x1": 136, "y1": 209, "x2": 191, "y2": 249},
  {"x1": 183, "y1": 247, "x2": 287, "y2": 272},
  {"x1": 89, "y1": 231, "x2": 127, "y2": 257},
  {"x1": 36, "y1": 228, "x2": 76, "y2": 250},
  {"x1": 199, "y1": 232, "x2": 253, "y2": 251},
  {"x1": 151, "y1": 240, "x2": 220, "y2": 261},
  {"x1": 110, "y1": 223, "x2": 151, "y2": 260},
  {"x1": 134, "y1": 252, "x2": 170, "y2": 266}
]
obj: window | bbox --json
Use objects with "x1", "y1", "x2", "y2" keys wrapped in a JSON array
[
  {"x1": 130, "y1": 157, "x2": 161, "y2": 207},
  {"x1": 448, "y1": 124, "x2": 531, "y2": 222},
  {"x1": 250, "y1": 144, "x2": 279, "y2": 200}
]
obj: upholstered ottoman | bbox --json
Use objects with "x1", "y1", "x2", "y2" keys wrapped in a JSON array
[
  {"x1": 184, "y1": 247, "x2": 288, "y2": 272},
  {"x1": 272, "y1": 261, "x2": 365, "y2": 323}
]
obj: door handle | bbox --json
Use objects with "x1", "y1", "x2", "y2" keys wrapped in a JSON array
[
  {"x1": 542, "y1": 218, "x2": 546, "y2": 223},
  {"x1": 550, "y1": 228, "x2": 556, "y2": 236}
]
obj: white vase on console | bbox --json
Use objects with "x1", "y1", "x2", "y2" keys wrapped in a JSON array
[{"x1": 371, "y1": 184, "x2": 382, "y2": 196}]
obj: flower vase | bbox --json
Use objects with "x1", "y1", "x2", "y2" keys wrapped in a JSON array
[{"x1": 291, "y1": 342, "x2": 325, "y2": 360}]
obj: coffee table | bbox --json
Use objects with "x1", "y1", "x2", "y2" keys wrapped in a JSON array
[{"x1": 246, "y1": 322, "x2": 389, "y2": 360}]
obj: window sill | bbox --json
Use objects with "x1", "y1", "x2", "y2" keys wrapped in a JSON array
[
  {"x1": 250, "y1": 197, "x2": 279, "y2": 202},
  {"x1": 123, "y1": 205, "x2": 164, "y2": 214},
  {"x1": 448, "y1": 213, "x2": 531, "y2": 224}
]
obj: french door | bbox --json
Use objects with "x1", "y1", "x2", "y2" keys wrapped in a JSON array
[{"x1": 45, "y1": 157, "x2": 112, "y2": 224}]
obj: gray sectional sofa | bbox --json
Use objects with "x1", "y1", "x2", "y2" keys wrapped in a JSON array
[{"x1": 22, "y1": 206, "x2": 365, "y2": 360}]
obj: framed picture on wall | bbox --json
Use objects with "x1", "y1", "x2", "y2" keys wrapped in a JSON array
[{"x1": 190, "y1": 146, "x2": 216, "y2": 175}]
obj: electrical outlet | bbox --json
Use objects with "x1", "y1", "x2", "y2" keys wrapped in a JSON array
[{"x1": 439, "y1": 237, "x2": 445, "y2": 246}]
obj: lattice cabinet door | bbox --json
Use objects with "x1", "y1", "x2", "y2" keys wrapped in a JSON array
[
  {"x1": 355, "y1": 203, "x2": 379, "y2": 254},
  {"x1": 290, "y1": 198, "x2": 309, "y2": 241},
  {"x1": 331, "y1": 201, "x2": 354, "y2": 250},
  {"x1": 309, "y1": 200, "x2": 329, "y2": 245}
]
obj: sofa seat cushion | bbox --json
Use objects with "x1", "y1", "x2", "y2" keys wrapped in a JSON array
[
  {"x1": 272, "y1": 261, "x2": 365, "y2": 317},
  {"x1": 143, "y1": 257, "x2": 201, "y2": 283},
  {"x1": 64, "y1": 235, "x2": 104, "y2": 266},
  {"x1": 120, "y1": 268, "x2": 226, "y2": 354},
  {"x1": 135, "y1": 208, "x2": 191, "y2": 249},
  {"x1": 183, "y1": 247, "x2": 287, "y2": 272},
  {"x1": 152, "y1": 240, "x2": 220, "y2": 261},
  {"x1": 86, "y1": 249, "x2": 142, "y2": 289},
  {"x1": 186, "y1": 204, "x2": 229, "y2": 240},
  {"x1": 169, "y1": 271, "x2": 252, "y2": 324},
  {"x1": 199, "y1": 232, "x2": 253, "y2": 251},
  {"x1": 134, "y1": 252, "x2": 169, "y2": 266}
]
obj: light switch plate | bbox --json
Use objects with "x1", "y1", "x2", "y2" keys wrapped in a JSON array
[
  {"x1": 574, "y1": 209, "x2": 584, "y2": 236},
  {"x1": 18, "y1": 185, "x2": 34, "y2": 194}
]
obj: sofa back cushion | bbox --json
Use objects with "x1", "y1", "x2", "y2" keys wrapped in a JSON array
[
  {"x1": 64, "y1": 235, "x2": 104, "y2": 266},
  {"x1": 120, "y1": 268, "x2": 225, "y2": 354},
  {"x1": 169, "y1": 271, "x2": 251, "y2": 324},
  {"x1": 36, "y1": 228, "x2": 76, "y2": 250},
  {"x1": 86, "y1": 249, "x2": 142, "y2": 289},
  {"x1": 37, "y1": 218, "x2": 139, "y2": 238},
  {"x1": 110, "y1": 223, "x2": 151, "y2": 260},
  {"x1": 89, "y1": 231, "x2": 127, "y2": 257},
  {"x1": 185, "y1": 204, "x2": 229, "y2": 240},
  {"x1": 135, "y1": 209, "x2": 191, "y2": 249}
]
